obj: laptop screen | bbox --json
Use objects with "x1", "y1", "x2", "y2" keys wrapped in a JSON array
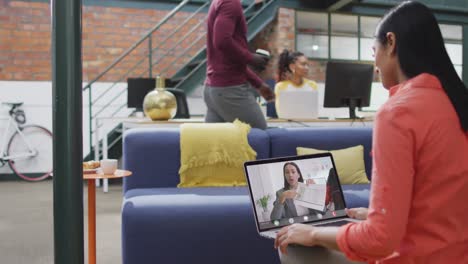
[{"x1": 244, "y1": 153, "x2": 347, "y2": 232}]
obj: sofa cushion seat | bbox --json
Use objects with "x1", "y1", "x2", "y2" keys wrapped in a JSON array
[
  {"x1": 342, "y1": 184, "x2": 371, "y2": 208},
  {"x1": 122, "y1": 187, "x2": 279, "y2": 264},
  {"x1": 122, "y1": 127, "x2": 373, "y2": 264}
]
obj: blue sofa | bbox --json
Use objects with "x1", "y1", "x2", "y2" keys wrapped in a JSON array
[{"x1": 122, "y1": 127, "x2": 372, "y2": 264}]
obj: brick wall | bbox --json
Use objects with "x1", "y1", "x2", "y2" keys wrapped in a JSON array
[
  {"x1": 251, "y1": 7, "x2": 327, "y2": 82},
  {"x1": 0, "y1": 1, "x2": 327, "y2": 83},
  {"x1": 0, "y1": 0, "x2": 205, "y2": 82},
  {"x1": 0, "y1": 1, "x2": 51, "y2": 80}
]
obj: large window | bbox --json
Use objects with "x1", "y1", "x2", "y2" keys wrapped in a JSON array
[
  {"x1": 440, "y1": 24, "x2": 463, "y2": 78},
  {"x1": 360, "y1": 17, "x2": 380, "y2": 61},
  {"x1": 296, "y1": 12, "x2": 328, "y2": 58},
  {"x1": 297, "y1": 12, "x2": 380, "y2": 61},
  {"x1": 331, "y1": 14, "x2": 358, "y2": 60},
  {"x1": 296, "y1": 11, "x2": 464, "y2": 112},
  {"x1": 296, "y1": 12, "x2": 463, "y2": 70}
]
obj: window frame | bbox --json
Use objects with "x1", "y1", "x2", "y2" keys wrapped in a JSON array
[
  {"x1": 294, "y1": 10, "x2": 464, "y2": 112},
  {"x1": 295, "y1": 11, "x2": 382, "y2": 62}
]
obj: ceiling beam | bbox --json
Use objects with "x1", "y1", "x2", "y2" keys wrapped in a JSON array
[{"x1": 328, "y1": 0, "x2": 355, "y2": 11}]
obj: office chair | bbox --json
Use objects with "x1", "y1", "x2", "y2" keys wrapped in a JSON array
[
  {"x1": 265, "y1": 79, "x2": 278, "y2": 118},
  {"x1": 166, "y1": 88, "x2": 190, "y2": 118}
]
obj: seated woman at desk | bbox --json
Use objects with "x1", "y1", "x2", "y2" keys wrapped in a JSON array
[
  {"x1": 274, "y1": 49, "x2": 319, "y2": 118},
  {"x1": 275, "y1": 49, "x2": 318, "y2": 93}
]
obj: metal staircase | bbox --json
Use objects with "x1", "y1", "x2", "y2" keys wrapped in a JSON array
[
  {"x1": 83, "y1": 0, "x2": 279, "y2": 161},
  {"x1": 168, "y1": 0, "x2": 279, "y2": 93}
]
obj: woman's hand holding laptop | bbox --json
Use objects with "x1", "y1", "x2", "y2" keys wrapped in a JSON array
[
  {"x1": 274, "y1": 223, "x2": 321, "y2": 253},
  {"x1": 274, "y1": 207, "x2": 369, "y2": 255}
]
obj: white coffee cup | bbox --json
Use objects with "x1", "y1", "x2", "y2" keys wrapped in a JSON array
[
  {"x1": 256, "y1": 48, "x2": 270, "y2": 59},
  {"x1": 100, "y1": 159, "x2": 118, "y2": 175}
]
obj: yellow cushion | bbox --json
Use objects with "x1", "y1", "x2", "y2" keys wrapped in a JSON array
[
  {"x1": 179, "y1": 165, "x2": 248, "y2": 187},
  {"x1": 296, "y1": 145, "x2": 370, "y2": 184},
  {"x1": 178, "y1": 120, "x2": 256, "y2": 187}
]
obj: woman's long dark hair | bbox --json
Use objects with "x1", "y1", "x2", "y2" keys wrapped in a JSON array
[
  {"x1": 376, "y1": 1, "x2": 468, "y2": 131},
  {"x1": 277, "y1": 49, "x2": 304, "y2": 82},
  {"x1": 283, "y1": 162, "x2": 304, "y2": 190}
]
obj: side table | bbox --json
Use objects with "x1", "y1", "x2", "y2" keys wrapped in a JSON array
[{"x1": 83, "y1": 169, "x2": 132, "y2": 264}]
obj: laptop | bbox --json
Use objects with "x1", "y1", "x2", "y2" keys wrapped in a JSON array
[
  {"x1": 244, "y1": 153, "x2": 360, "y2": 239},
  {"x1": 276, "y1": 90, "x2": 319, "y2": 120}
]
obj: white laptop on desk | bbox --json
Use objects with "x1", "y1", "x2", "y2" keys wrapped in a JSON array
[{"x1": 276, "y1": 90, "x2": 319, "y2": 120}]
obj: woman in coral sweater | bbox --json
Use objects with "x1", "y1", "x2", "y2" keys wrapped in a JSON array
[{"x1": 274, "y1": 1, "x2": 468, "y2": 263}]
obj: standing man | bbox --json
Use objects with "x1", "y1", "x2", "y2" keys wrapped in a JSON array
[{"x1": 204, "y1": 0, "x2": 275, "y2": 129}]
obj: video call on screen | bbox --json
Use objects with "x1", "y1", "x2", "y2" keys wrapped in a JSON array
[{"x1": 246, "y1": 156, "x2": 346, "y2": 230}]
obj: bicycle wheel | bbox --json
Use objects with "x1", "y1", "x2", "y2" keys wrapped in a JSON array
[{"x1": 7, "y1": 125, "x2": 53, "y2": 181}]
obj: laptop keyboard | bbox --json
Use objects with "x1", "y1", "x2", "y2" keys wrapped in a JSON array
[
  {"x1": 314, "y1": 220, "x2": 351, "y2": 227},
  {"x1": 261, "y1": 220, "x2": 352, "y2": 239}
]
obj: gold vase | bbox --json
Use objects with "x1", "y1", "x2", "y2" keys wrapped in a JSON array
[{"x1": 143, "y1": 76, "x2": 177, "y2": 120}]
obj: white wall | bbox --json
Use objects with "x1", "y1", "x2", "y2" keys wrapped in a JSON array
[
  {"x1": 0, "y1": 81, "x2": 133, "y2": 173},
  {"x1": 0, "y1": 81, "x2": 53, "y2": 174}
]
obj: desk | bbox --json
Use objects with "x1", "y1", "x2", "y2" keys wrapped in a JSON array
[
  {"x1": 83, "y1": 170, "x2": 132, "y2": 264},
  {"x1": 268, "y1": 117, "x2": 373, "y2": 127},
  {"x1": 121, "y1": 117, "x2": 374, "y2": 129}
]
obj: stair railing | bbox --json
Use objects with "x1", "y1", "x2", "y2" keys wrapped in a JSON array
[
  {"x1": 89, "y1": 2, "x2": 211, "y2": 137},
  {"x1": 170, "y1": 0, "x2": 277, "y2": 92},
  {"x1": 82, "y1": 0, "x2": 199, "y2": 156},
  {"x1": 84, "y1": 0, "x2": 269, "y2": 158},
  {"x1": 159, "y1": 0, "x2": 268, "y2": 78}
]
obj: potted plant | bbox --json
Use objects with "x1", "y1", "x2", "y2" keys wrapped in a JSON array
[
  {"x1": 256, "y1": 194, "x2": 272, "y2": 221},
  {"x1": 256, "y1": 194, "x2": 271, "y2": 213}
]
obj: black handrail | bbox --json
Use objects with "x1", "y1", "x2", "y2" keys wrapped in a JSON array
[
  {"x1": 89, "y1": 1, "x2": 210, "y2": 106},
  {"x1": 82, "y1": 0, "x2": 190, "y2": 91}
]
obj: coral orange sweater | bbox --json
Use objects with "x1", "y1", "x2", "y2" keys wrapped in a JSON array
[{"x1": 337, "y1": 73, "x2": 468, "y2": 263}]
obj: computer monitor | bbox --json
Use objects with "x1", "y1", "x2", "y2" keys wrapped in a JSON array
[
  {"x1": 324, "y1": 62, "x2": 374, "y2": 119},
  {"x1": 127, "y1": 78, "x2": 156, "y2": 111},
  {"x1": 165, "y1": 88, "x2": 190, "y2": 118}
]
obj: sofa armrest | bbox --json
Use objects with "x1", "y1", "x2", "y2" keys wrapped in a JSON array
[
  {"x1": 122, "y1": 187, "x2": 279, "y2": 264},
  {"x1": 123, "y1": 128, "x2": 181, "y2": 192}
]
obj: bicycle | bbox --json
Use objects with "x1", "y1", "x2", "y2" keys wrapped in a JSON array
[{"x1": 0, "y1": 102, "x2": 53, "y2": 181}]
